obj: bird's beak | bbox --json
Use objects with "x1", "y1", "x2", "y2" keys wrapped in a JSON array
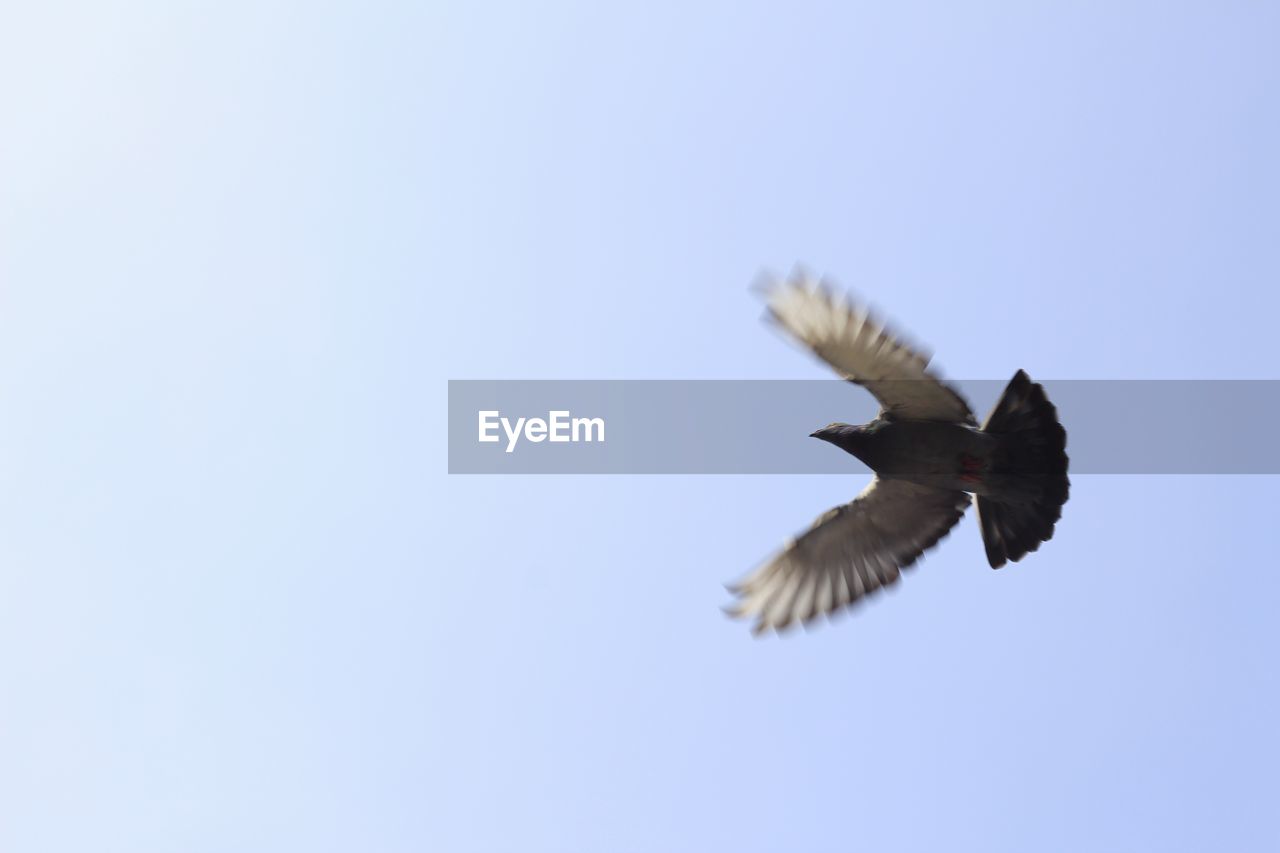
[{"x1": 809, "y1": 429, "x2": 825, "y2": 439}]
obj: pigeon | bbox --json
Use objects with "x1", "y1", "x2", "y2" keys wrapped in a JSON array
[{"x1": 727, "y1": 272, "x2": 1069, "y2": 635}]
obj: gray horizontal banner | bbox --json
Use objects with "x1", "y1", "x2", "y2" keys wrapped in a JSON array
[{"x1": 447, "y1": 380, "x2": 1280, "y2": 474}]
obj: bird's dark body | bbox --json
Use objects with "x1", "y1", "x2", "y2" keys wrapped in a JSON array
[
  {"x1": 810, "y1": 366, "x2": 1070, "y2": 572},
  {"x1": 819, "y1": 418, "x2": 1000, "y2": 494}
]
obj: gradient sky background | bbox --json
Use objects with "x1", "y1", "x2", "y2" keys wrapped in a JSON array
[{"x1": 3, "y1": 2, "x2": 1279, "y2": 851}]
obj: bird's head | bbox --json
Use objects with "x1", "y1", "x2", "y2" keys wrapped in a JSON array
[
  {"x1": 810, "y1": 422, "x2": 874, "y2": 460},
  {"x1": 810, "y1": 421, "x2": 866, "y2": 443},
  {"x1": 810, "y1": 422, "x2": 857, "y2": 440}
]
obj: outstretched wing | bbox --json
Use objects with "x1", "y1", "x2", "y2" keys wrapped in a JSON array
[
  {"x1": 727, "y1": 479, "x2": 970, "y2": 634},
  {"x1": 764, "y1": 272, "x2": 975, "y2": 424}
]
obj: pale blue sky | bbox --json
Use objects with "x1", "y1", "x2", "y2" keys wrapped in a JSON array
[{"x1": 2, "y1": 3, "x2": 1279, "y2": 852}]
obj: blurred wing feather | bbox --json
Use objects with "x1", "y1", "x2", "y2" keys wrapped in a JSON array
[
  {"x1": 764, "y1": 272, "x2": 975, "y2": 424},
  {"x1": 728, "y1": 479, "x2": 970, "y2": 634}
]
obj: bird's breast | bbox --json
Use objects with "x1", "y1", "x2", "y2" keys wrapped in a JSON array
[{"x1": 864, "y1": 421, "x2": 998, "y2": 493}]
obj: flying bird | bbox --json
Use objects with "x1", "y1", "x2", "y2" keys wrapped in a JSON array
[{"x1": 727, "y1": 273, "x2": 1069, "y2": 635}]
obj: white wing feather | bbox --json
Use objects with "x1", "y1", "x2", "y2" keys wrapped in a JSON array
[
  {"x1": 728, "y1": 479, "x2": 971, "y2": 634},
  {"x1": 765, "y1": 272, "x2": 975, "y2": 424}
]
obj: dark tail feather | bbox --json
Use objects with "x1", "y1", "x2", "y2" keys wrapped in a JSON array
[{"x1": 976, "y1": 370, "x2": 1069, "y2": 569}]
